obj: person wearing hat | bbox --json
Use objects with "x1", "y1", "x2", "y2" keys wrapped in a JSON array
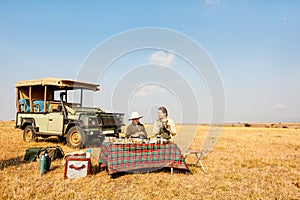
[{"x1": 126, "y1": 112, "x2": 148, "y2": 139}]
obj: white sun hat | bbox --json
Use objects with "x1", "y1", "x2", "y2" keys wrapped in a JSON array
[{"x1": 128, "y1": 112, "x2": 143, "y2": 120}]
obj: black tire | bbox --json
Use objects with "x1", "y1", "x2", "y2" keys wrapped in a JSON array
[
  {"x1": 66, "y1": 126, "x2": 86, "y2": 148},
  {"x1": 23, "y1": 125, "x2": 36, "y2": 142}
]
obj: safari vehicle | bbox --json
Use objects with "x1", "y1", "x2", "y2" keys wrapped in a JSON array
[{"x1": 15, "y1": 77, "x2": 125, "y2": 148}]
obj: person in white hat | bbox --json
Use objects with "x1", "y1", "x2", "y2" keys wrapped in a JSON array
[{"x1": 126, "y1": 112, "x2": 148, "y2": 139}]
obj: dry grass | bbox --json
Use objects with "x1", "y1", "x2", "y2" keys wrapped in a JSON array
[{"x1": 0, "y1": 121, "x2": 299, "y2": 199}]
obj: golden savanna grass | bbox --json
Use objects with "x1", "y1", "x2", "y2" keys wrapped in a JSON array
[{"x1": 0, "y1": 121, "x2": 299, "y2": 199}]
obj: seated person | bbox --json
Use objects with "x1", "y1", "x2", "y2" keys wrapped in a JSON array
[
  {"x1": 153, "y1": 106, "x2": 176, "y2": 139},
  {"x1": 126, "y1": 112, "x2": 148, "y2": 139}
]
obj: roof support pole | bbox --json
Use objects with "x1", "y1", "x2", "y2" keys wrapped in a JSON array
[
  {"x1": 16, "y1": 88, "x2": 19, "y2": 112},
  {"x1": 44, "y1": 85, "x2": 47, "y2": 112},
  {"x1": 29, "y1": 86, "x2": 32, "y2": 112}
]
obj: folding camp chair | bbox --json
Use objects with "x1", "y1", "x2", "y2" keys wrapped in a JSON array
[
  {"x1": 33, "y1": 100, "x2": 50, "y2": 112},
  {"x1": 184, "y1": 149, "x2": 206, "y2": 172},
  {"x1": 19, "y1": 99, "x2": 30, "y2": 112}
]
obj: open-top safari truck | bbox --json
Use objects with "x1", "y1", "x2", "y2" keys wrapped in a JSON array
[{"x1": 15, "y1": 77, "x2": 125, "y2": 148}]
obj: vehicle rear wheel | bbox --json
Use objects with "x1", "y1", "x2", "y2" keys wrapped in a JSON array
[
  {"x1": 23, "y1": 125, "x2": 36, "y2": 142},
  {"x1": 66, "y1": 126, "x2": 86, "y2": 148}
]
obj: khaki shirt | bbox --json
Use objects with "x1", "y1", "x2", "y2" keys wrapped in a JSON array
[
  {"x1": 153, "y1": 118, "x2": 176, "y2": 136},
  {"x1": 126, "y1": 122, "x2": 148, "y2": 138}
]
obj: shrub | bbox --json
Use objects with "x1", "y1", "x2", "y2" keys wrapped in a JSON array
[{"x1": 244, "y1": 123, "x2": 251, "y2": 127}]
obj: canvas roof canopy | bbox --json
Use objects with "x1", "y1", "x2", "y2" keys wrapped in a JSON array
[
  {"x1": 16, "y1": 77, "x2": 100, "y2": 113},
  {"x1": 15, "y1": 77, "x2": 100, "y2": 91}
]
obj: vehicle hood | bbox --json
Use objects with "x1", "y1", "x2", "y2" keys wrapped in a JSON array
[{"x1": 65, "y1": 106, "x2": 104, "y2": 114}]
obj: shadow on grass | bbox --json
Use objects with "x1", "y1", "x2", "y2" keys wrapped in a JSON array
[
  {"x1": 91, "y1": 163, "x2": 102, "y2": 175},
  {"x1": 36, "y1": 136, "x2": 66, "y2": 145},
  {"x1": 50, "y1": 165, "x2": 60, "y2": 171},
  {"x1": 0, "y1": 156, "x2": 24, "y2": 170},
  {"x1": 36, "y1": 137, "x2": 102, "y2": 148},
  {"x1": 104, "y1": 167, "x2": 192, "y2": 179},
  {"x1": 0, "y1": 153, "x2": 66, "y2": 172}
]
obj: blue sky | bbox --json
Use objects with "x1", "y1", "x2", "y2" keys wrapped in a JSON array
[{"x1": 0, "y1": 0, "x2": 299, "y2": 123}]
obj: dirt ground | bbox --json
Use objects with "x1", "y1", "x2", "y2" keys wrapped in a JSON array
[{"x1": 0, "y1": 121, "x2": 299, "y2": 199}]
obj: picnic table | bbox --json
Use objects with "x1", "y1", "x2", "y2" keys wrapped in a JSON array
[{"x1": 99, "y1": 142, "x2": 190, "y2": 175}]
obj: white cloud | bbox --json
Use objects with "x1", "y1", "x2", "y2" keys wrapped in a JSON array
[
  {"x1": 148, "y1": 51, "x2": 176, "y2": 66},
  {"x1": 205, "y1": 0, "x2": 221, "y2": 5},
  {"x1": 283, "y1": 16, "x2": 288, "y2": 21},
  {"x1": 134, "y1": 85, "x2": 167, "y2": 97},
  {"x1": 273, "y1": 104, "x2": 287, "y2": 109}
]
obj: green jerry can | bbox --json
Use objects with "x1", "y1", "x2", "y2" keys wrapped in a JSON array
[{"x1": 40, "y1": 150, "x2": 51, "y2": 174}]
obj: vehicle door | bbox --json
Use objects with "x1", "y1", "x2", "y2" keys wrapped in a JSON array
[{"x1": 47, "y1": 112, "x2": 64, "y2": 134}]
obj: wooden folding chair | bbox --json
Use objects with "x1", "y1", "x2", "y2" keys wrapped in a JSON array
[{"x1": 184, "y1": 149, "x2": 206, "y2": 172}]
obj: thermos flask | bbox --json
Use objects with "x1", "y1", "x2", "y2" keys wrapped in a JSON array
[{"x1": 40, "y1": 150, "x2": 51, "y2": 174}]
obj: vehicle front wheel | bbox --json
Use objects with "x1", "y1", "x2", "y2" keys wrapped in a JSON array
[
  {"x1": 23, "y1": 125, "x2": 37, "y2": 142},
  {"x1": 66, "y1": 126, "x2": 86, "y2": 148}
]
